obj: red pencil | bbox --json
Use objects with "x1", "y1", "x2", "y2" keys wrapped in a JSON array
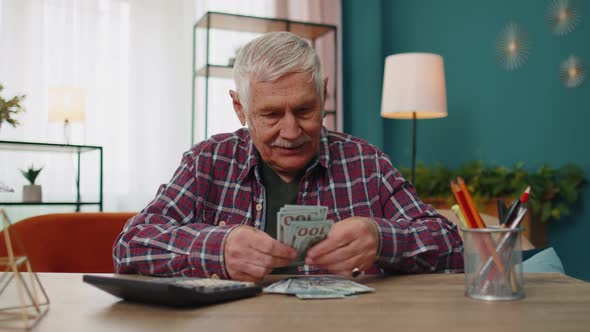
[{"x1": 501, "y1": 186, "x2": 531, "y2": 226}]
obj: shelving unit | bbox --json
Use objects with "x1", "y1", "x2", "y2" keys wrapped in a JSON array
[
  {"x1": 0, "y1": 140, "x2": 103, "y2": 212},
  {"x1": 192, "y1": 11, "x2": 338, "y2": 144}
]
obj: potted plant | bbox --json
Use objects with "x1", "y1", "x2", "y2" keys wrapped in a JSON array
[
  {"x1": 20, "y1": 165, "x2": 43, "y2": 203},
  {"x1": 401, "y1": 161, "x2": 586, "y2": 247},
  {"x1": 0, "y1": 83, "x2": 26, "y2": 131}
]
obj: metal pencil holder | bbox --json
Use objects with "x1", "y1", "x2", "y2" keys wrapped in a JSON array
[{"x1": 462, "y1": 226, "x2": 525, "y2": 301}]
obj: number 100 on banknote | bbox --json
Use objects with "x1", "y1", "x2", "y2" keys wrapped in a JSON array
[{"x1": 277, "y1": 205, "x2": 332, "y2": 264}]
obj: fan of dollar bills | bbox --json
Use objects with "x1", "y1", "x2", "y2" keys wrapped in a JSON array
[{"x1": 277, "y1": 205, "x2": 332, "y2": 265}]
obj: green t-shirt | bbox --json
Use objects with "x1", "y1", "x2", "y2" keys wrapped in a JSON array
[
  {"x1": 259, "y1": 162, "x2": 301, "y2": 275},
  {"x1": 259, "y1": 162, "x2": 300, "y2": 239}
]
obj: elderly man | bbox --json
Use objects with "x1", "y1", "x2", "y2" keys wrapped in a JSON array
[{"x1": 113, "y1": 32, "x2": 463, "y2": 282}]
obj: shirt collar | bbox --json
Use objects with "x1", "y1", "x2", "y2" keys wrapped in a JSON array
[
  {"x1": 237, "y1": 127, "x2": 331, "y2": 181},
  {"x1": 316, "y1": 126, "x2": 331, "y2": 169}
]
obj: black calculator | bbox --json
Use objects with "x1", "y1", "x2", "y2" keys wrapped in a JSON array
[{"x1": 83, "y1": 275, "x2": 262, "y2": 307}]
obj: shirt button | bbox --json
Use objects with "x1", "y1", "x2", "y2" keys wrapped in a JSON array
[
  {"x1": 211, "y1": 274, "x2": 220, "y2": 279},
  {"x1": 218, "y1": 220, "x2": 226, "y2": 226},
  {"x1": 256, "y1": 203, "x2": 263, "y2": 211}
]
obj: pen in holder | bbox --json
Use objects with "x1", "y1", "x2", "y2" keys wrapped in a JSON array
[{"x1": 462, "y1": 225, "x2": 525, "y2": 301}]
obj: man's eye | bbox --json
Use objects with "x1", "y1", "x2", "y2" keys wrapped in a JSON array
[{"x1": 298, "y1": 108, "x2": 314, "y2": 116}]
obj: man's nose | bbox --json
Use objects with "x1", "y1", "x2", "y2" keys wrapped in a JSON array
[{"x1": 280, "y1": 112, "x2": 302, "y2": 139}]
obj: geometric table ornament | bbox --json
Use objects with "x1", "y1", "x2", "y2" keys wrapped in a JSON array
[
  {"x1": 495, "y1": 22, "x2": 532, "y2": 71},
  {"x1": 0, "y1": 209, "x2": 50, "y2": 330}
]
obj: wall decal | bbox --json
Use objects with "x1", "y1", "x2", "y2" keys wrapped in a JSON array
[
  {"x1": 560, "y1": 55, "x2": 585, "y2": 87},
  {"x1": 547, "y1": 0, "x2": 581, "y2": 36},
  {"x1": 495, "y1": 23, "x2": 532, "y2": 71}
]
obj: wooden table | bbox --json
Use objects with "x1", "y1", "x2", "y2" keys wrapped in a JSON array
[{"x1": 2, "y1": 273, "x2": 589, "y2": 332}]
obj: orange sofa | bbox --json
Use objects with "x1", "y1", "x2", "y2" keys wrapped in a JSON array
[{"x1": 0, "y1": 212, "x2": 136, "y2": 273}]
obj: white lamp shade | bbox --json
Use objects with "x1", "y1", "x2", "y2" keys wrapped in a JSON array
[
  {"x1": 48, "y1": 87, "x2": 86, "y2": 123},
  {"x1": 381, "y1": 53, "x2": 448, "y2": 119}
]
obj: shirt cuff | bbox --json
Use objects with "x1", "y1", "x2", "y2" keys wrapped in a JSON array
[
  {"x1": 188, "y1": 224, "x2": 239, "y2": 279},
  {"x1": 367, "y1": 218, "x2": 382, "y2": 257},
  {"x1": 372, "y1": 218, "x2": 412, "y2": 264}
]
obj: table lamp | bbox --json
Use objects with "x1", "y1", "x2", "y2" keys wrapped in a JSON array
[
  {"x1": 48, "y1": 87, "x2": 86, "y2": 144},
  {"x1": 380, "y1": 53, "x2": 448, "y2": 184}
]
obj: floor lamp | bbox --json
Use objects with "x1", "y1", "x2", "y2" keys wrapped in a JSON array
[{"x1": 380, "y1": 53, "x2": 448, "y2": 184}]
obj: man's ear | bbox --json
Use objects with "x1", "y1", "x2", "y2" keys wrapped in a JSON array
[
  {"x1": 229, "y1": 90, "x2": 246, "y2": 126},
  {"x1": 323, "y1": 77, "x2": 328, "y2": 105}
]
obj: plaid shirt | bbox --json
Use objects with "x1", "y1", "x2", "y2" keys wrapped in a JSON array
[{"x1": 113, "y1": 128, "x2": 463, "y2": 278}]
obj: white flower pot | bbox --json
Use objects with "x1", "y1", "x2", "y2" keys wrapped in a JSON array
[{"x1": 23, "y1": 185, "x2": 42, "y2": 203}]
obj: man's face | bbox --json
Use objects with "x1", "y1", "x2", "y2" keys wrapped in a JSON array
[{"x1": 231, "y1": 72, "x2": 327, "y2": 182}]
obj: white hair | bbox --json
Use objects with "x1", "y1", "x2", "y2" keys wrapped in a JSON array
[{"x1": 232, "y1": 31, "x2": 324, "y2": 113}]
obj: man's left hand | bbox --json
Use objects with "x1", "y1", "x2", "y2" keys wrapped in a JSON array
[{"x1": 304, "y1": 217, "x2": 379, "y2": 276}]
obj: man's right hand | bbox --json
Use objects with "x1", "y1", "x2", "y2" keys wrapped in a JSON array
[{"x1": 224, "y1": 225, "x2": 297, "y2": 282}]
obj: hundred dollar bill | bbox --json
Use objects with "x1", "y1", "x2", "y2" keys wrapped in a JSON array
[
  {"x1": 296, "y1": 292, "x2": 349, "y2": 299},
  {"x1": 286, "y1": 276, "x2": 375, "y2": 294},
  {"x1": 263, "y1": 278, "x2": 292, "y2": 294},
  {"x1": 283, "y1": 205, "x2": 328, "y2": 219},
  {"x1": 277, "y1": 209, "x2": 319, "y2": 243},
  {"x1": 276, "y1": 205, "x2": 331, "y2": 266},
  {"x1": 263, "y1": 276, "x2": 375, "y2": 300},
  {"x1": 289, "y1": 220, "x2": 333, "y2": 262},
  {"x1": 277, "y1": 205, "x2": 327, "y2": 243}
]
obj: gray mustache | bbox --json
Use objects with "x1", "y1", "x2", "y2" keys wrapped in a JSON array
[{"x1": 271, "y1": 135, "x2": 312, "y2": 148}]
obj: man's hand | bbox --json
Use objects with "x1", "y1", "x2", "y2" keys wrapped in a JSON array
[
  {"x1": 305, "y1": 217, "x2": 379, "y2": 277},
  {"x1": 224, "y1": 225, "x2": 297, "y2": 282}
]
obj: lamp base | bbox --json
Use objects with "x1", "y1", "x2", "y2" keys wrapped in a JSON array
[{"x1": 63, "y1": 119, "x2": 71, "y2": 145}]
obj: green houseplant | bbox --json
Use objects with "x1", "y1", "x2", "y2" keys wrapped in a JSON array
[
  {"x1": 20, "y1": 165, "x2": 43, "y2": 203},
  {"x1": 0, "y1": 83, "x2": 26, "y2": 130},
  {"x1": 401, "y1": 161, "x2": 586, "y2": 223}
]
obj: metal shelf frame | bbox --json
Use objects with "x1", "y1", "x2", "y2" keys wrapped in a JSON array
[
  {"x1": 0, "y1": 140, "x2": 103, "y2": 212},
  {"x1": 191, "y1": 11, "x2": 338, "y2": 144}
]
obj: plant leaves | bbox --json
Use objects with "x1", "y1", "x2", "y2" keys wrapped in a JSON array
[{"x1": 408, "y1": 161, "x2": 586, "y2": 223}]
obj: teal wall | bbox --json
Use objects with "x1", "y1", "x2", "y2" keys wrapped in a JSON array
[
  {"x1": 341, "y1": 0, "x2": 384, "y2": 147},
  {"x1": 342, "y1": 0, "x2": 590, "y2": 281}
]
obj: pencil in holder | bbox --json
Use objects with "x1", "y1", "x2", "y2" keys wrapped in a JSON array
[{"x1": 462, "y1": 226, "x2": 524, "y2": 301}]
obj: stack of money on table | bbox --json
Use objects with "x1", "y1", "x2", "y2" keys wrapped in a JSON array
[{"x1": 264, "y1": 276, "x2": 375, "y2": 299}]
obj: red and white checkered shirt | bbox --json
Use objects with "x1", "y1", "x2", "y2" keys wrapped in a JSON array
[{"x1": 113, "y1": 128, "x2": 463, "y2": 278}]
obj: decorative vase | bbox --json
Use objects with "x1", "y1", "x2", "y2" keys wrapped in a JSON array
[{"x1": 22, "y1": 185, "x2": 42, "y2": 203}]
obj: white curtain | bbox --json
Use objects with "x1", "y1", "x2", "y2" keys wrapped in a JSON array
[
  {"x1": 0, "y1": 0, "x2": 340, "y2": 217},
  {"x1": 0, "y1": 0, "x2": 194, "y2": 215},
  {"x1": 1, "y1": 0, "x2": 133, "y2": 220}
]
